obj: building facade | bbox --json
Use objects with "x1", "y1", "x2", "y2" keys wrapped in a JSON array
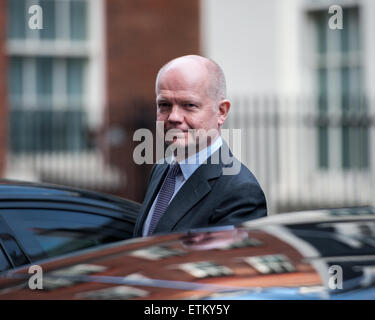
[{"x1": 202, "y1": 0, "x2": 375, "y2": 212}]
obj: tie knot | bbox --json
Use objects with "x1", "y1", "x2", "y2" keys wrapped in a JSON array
[{"x1": 169, "y1": 162, "x2": 181, "y2": 177}]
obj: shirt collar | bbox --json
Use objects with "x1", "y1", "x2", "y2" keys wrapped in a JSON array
[{"x1": 177, "y1": 136, "x2": 223, "y2": 180}]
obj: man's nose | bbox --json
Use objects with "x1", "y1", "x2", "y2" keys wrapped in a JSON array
[{"x1": 168, "y1": 104, "x2": 183, "y2": 123}]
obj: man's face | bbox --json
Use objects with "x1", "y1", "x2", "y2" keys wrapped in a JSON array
[{"x1": 156, "y1": 61, "x2": 221, "y2": 157}]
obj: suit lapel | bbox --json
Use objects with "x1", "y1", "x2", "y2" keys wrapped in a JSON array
[
  {"x1": 153, "y1": 159, "x2": 222, "y2": 233},
  {"x1": 135, "y1": 141, "x2": 232, "y2": 236},
  {"x1": 133, "y1": 163, "x2": 169, "y2": 236}
]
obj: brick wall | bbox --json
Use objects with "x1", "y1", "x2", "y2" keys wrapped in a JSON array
[
  {"x1": 0, "y1": 0, "x2": 7, "y2": 177},
  {"x1": 105, "y1": 0, "x2": 200, "y2": 202}
]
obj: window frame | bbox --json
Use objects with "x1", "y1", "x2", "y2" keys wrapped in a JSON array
[
  {"x1": 307, "y1": 5, "x2": 368, "y2": 171},
  {"x1": 0, "y1": 214, "x2": 31, "y2": 268},
  {"x1": 6, "y1": 0, "x2": 105, "y2": 155}
]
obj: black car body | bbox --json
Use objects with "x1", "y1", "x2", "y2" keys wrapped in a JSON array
[
  {"x1": 0, "y1": 207, "x2": 374, "y2": 299},
  {"x1": 0, "y1": 180, "x2": 140, "y2": 272}
]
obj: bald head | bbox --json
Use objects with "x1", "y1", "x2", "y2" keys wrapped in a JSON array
[{"x1": 155, "y1": 55, "x2": 227, "y2": 104}]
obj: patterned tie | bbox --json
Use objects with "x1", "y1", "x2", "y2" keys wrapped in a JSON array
[{"x1": 148, "y1": 162, "x2": 181, "y2": 235}]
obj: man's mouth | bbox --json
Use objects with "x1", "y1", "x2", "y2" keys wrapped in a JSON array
[
  {"x1": 165, "y1": 129, "x2": 189, "y2": 137},
  {"x1": 165, "y1": 128, "x2": 189, "y2": 132}
]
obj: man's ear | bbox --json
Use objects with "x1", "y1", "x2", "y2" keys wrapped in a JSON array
[{"x1": 217, "y1": 100, "x2": 231, "y2": 126}]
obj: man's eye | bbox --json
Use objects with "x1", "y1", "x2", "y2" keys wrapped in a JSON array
[
  {"x1": 158, "y1": 103, "x2": 170, "y2": 108},
  {"x1": 184, "y1": 103, "x2": 196, "y2": 108}
]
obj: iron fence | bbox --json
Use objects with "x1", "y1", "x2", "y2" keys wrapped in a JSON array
[
  {"x1": 5, "y1": 96, "x2": 375, "y2": 213},
  {"x1": 224, "y1": 96, "x2": 375, "y2": 213}
]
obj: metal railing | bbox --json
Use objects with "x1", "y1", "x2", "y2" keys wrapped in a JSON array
[
  {"x1": 6, "y1": 107, "x2": 124, "y2": 193},
  {"x1": 224, "y1": 96, "x2": 375, "y2": 214}
]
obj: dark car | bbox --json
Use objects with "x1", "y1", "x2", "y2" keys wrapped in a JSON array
[
  {"x1": 0, "y1": 207, "x2": 375, "y2": 299},
  {"x1": 0, "y1": 180, "x2": 141, "y2": 272}
]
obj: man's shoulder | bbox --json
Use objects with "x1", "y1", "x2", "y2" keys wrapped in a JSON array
[
  {"x1": 205, "y1": 144, "x2": 261, "y2": 185},
  {"x1": 220, "y1": 157, "x2": 259, "y2": 184}
]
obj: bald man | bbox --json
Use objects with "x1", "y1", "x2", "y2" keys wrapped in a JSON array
[{"x1": 133, "y1": 55, "x2": 267, "y2": 237}]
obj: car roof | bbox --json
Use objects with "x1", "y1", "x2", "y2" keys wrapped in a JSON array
[
  {"x1": 243, "y1": 206, "x2": 375, "y2": 227},
  {"x1": 0, "y1": 179, "x2": 140, "y2": 221}
]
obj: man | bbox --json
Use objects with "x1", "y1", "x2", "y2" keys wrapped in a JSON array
[{"x1": 133, "y1": 55, "x2": 266, "y2": 237}]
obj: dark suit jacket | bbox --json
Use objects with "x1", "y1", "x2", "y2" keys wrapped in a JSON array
[{"x1": 133, "y1": 142, "x2": 267, "y2": 237}]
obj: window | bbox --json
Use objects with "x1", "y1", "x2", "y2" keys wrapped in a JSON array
[
  {"x1": 1, "y1": 209, "x2": 132, "y2": 261},
  {"x1": 0, "y1": 234, "x2": 29, "y2": 267},
  {"x1": 244, "y1": 254, "x2": 295, "y2": 274},
  {"x1": 310, "y1": 7, "x2": 368, "y2": 170},
  {"x1": 9, "y1": 57, "x2": 89, "y2": 153},
  {"x1": 8, "y1": 0, "x2": 88, "y2": 41},
  {"x1": 0, "y1": 245, "x2": 12, "y2": 272},
  {"x1": 178, "y1": 261, "x2": 233, "y2": 278},
  {"x1": 7, "y1": 0, "x2": 91, "y2": 153},
  {"x1": 0, "y1": 218, "x2": 30, "y2": 267}
]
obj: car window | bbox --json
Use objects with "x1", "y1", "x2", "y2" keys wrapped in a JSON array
[
  {"x1": 0, "y1": 209, "x2": 133, "y2": 261},
  {"x1": 0, "y1": 233, "x2": 30, "y2": 267},
  {"x1": 0, "y1": 245, "x2": 12, "y2": 272}
]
